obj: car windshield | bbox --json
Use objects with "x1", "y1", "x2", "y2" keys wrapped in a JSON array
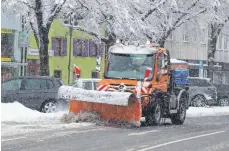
[{"x1": 105, "y1": 53, "x2": 155, "y2": 80}]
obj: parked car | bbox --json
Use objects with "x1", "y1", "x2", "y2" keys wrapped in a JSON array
[
  {"x1": 69, "y1": 78, "x2": 101, "y2": 90},
  {"x1": 1, "y1": 76, "x2": 67, "y2": 113},
  {"x1": 213, "y1": 84, "x2": 229, "y2": 106},
  {"x1": 188, "y1": 77, "x2": 217, "y2": 107}
]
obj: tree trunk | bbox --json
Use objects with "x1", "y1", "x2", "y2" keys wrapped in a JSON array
[
  {"x1": 158, "y1": 39, "x2": 165, "y2": 47},
  {"x1": 158, "y1": 29, "x2": 172, "y2": 47},
  {"x1": 207, "y1": 24, "x2": 218, "y2": 81},
  {"x1": 39, "y1": 31, "x2": 50, "y2": 76}
]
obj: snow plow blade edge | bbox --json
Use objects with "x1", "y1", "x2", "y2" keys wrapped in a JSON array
[{"x1": 58, "y1": 86, "x2": 142, "y2": 126}]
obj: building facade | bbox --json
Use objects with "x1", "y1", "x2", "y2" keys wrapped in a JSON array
[
  {"x1": 165, "y1": 22, "x2": 229, "y2": 84},
  {"x1": 27, "y1": 19, "x2": 105, "y2": 85},
  {"x1": 165, "y1": 22, "x2": 208, "y2": 78},
  {"x1": 1, "y1": 10, "x2": 27, "y2": 82},
  {"x1": 213, "y1": 25, "x2": 229, "y2": 84}
]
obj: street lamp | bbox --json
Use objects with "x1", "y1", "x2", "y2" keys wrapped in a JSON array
[{"x1": 67, "y1": 13, "x2": 73, "y2": 85}]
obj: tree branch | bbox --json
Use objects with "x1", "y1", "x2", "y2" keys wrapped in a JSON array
[
  {"x1": 73, "y1": 26, "x2": 108, "y2": 42},
  {"x1": 176, "y1": 8, "x2": 207, "y2": 28},
  {"x1": 28, "y1": 11, "x2": 40, "y2": 48},
  {"x1": 21, "y1": 1, "x2": 35, "y2": 10},
  {"x1": 46, "y1": 0, "x2": 67, "y2": 29},
  {"x1": 141, "y1": 0, "x2": 166, "y2": 21}
]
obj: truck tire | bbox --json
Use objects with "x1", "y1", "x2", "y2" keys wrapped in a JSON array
[
  {"x1": 145, "y1": 101, "x2": 162, "y2": 126},
  {"x1": 171, "y1": 95, "x2": 187, "y2": 125}
]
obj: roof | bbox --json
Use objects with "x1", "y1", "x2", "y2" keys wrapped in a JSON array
[
  {"x1": 170, "y1": 58, "x2": 188, "y2": 64},
  {"x1": 109, "y1": 44, "x2": 158, "y2": 55},
  {"x1": 188, "y1": 77, "x2": 211, "y2": 81}
]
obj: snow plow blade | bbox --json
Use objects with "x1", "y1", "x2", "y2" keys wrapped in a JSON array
[{"x1": 58, "y1": 86, "x2": 142, "y2": 126}]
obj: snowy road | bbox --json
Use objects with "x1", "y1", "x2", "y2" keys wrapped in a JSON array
[
  {"x1": 2, "y1": 115, "x2": 229, "y2": 151},
  {"x1": 2, "y1": 102, "x2": 229, "y2": 151}
]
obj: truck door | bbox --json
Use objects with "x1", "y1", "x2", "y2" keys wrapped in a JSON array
[{"x1": 156, "y1": 52, "x2": 169, "y2": 92}]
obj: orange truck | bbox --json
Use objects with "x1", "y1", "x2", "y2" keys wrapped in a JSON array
[{"x1": 58, "y1": 42, "x2": 189, "y2": 126}]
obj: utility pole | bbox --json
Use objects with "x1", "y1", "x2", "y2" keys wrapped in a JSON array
[
  {"x1": 20, "y1": 15, "x2": 25, "y2": 76},
  {"x1": 68, "y1": 13, "x2": 73, "y2": 84}
]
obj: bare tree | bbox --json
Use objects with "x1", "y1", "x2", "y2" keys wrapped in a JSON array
[{"x1": 204, "y1": 0, "x2": 229, "y2": 79}]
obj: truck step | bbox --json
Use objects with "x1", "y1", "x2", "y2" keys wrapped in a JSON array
[{"x1": 170, "y1": 109, "x2": 178, "y2": 114}]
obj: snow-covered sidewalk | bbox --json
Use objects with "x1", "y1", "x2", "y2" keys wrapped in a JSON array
[
  {"x1": 187, "y1": 106, "x2": 229, "y2": 117},
  {"x1": 1, "y1": 102, "x2": 93, "y2": 137}
]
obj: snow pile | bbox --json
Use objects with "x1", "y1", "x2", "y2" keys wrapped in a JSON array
[
  {"x1": 187, "y1": 107, "x2": 229, "y2": 117},
  {"x1": 61, "y1": 111, "x2": 101, "y2": 123},
  {"x1": 61, "y1": 112, "x2": 140, "y2": 128},
  {"x1": 1, "y1": 102, "x2": 66, "y2": 124},
  {"x1": 1, "y1": 102, "x2": 94, "y2": 137}
]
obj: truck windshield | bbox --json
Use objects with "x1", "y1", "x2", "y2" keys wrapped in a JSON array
[{"x1": 105, "y1": 53, "x2": 155, "y2": 80}]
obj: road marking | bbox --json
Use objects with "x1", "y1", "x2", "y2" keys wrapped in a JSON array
[
  {"x1": 128, "y1": 130, "x2": 159, "y2": 136},
  {"x1": 2, "y1": 137, "x2": 27, "y2": 142},
  {"x1": 139, "y1": 145, "x2": 149, "y2": 148},
  {"x1": 137, "y1": 131, "x2": 225, "y2": 151},
  {"x1": 125, "y1": 148, "x2": 134, "y2": 151},
  {"x1": 54, "y1": 128, "x2": 105, "y2": 136},
  {"x1": 125, "y1": 149, "x2": 135, "y2": 151}
]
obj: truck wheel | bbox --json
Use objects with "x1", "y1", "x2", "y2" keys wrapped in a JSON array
[
  {"x1": 171, "y1": 95, "x2": 187, "y2": 125},
  {"x1": 146, "y1": 102, "x2": 162, "y2": 126}
]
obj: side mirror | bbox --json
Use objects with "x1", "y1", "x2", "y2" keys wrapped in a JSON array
[
  {"x1": 144, "y1": 67, "x2": 153, "y2": 81},
  {"x1": 156, "y1": 72, "x2": 161, "y2": 82}
]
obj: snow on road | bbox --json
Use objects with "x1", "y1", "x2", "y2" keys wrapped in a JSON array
[{"x1": 1, "y1": 102, "x2": 229, "y2": 137}]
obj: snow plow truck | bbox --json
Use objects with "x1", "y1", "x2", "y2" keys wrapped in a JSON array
[{"x1": 58, "y1": 41, "x2": 189, "y2": 126}]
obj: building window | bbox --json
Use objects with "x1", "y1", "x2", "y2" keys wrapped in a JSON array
[
  {"x1": 92, "y1": 71, "x2": 100, "y2": 78},
  {"x1": 192, "y1": 28, "x2": 197, "y2": 42},
  {"x1": 27, "y1": 59, "x2": 40, "y2": 76},
  {"x1": 217, "y1": 34, "x2": 223, "y2": 50},
  {"x1": 89, "y1": 40, "x2": 105, "y2": 57},
  {"x1": 183, "y1": 24, "x2": 189, "y2": 42},
  {"x1": 199, "y1": 28, "x2": 207, "y2": 44},
  {"x1": 54, "y1": 70, "x2": 62, "y2": 78},
  {"x1": 73, "y1": 39, "x2": 89, "y2": 57},
  {"x1": 224, "y1": 35, "x2": 227, "y2": 50},
  {"x1": 52, "y1": 37, "x2": 67, "y2": 56},
  {"x1": 1, "y1": 32, "x2": 15, "y2": 58}
]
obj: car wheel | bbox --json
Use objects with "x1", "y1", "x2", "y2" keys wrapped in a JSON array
[
  {"x1": 41, "y1": 100, "x2": 57, "y2": 113},
  {"x1": 192, "y1": 95, "x2": 206, "y2": 107},
  {"x1": 219, "y1": 98, "x2": 229, "y2": 106}
]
